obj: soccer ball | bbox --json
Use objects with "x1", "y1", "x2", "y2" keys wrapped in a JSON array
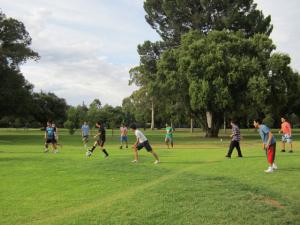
[{"x1": 86, "y1": 151, "x2": 92, "y2": 157}]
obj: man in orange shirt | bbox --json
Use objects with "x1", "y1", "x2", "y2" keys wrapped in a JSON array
[{"x1": 279, "y1": 117, "x2": 293, "y2": 153}]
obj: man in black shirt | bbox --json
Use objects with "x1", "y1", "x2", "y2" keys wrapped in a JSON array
[{"x1": 86, "y1": 121, "x2": 109, "y2": 158}]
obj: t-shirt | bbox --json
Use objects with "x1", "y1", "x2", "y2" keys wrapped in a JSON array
[
  {"x1": 165, "y1": 127, "x2": 173, "y2": 138},
  {"x1": 281, "y1": 122, "x2": 291, "y2": 135},
  {"x1": 46, "y1": 127, "x2": 55, "y2": 139},
  {"x1": 135, "y1": 129, "x2": 147, "y2": 143},
  {"x1": 259, "y1": 124, "x2": 276, "y2": 145},
  {"x1": 231, "y1": 124, "x2": 241, "y2": 142},
  {"x1": 81, "y1": 124, "x2": 90, "y2": 136},
  {"x1": 98, "y1": 127, "x2": 106, "y2": 141},
  {"x1": 120, "y1": 127, "x2": 128, "y2": 136}
]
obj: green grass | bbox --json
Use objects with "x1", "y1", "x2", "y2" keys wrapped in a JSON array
[{"x1": 0, "y1": 128, "x2": 299, "y2": 225}]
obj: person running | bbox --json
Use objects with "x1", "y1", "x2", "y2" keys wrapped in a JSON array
[
  {"x1": 130, "y1": 123, "x2": 159, "y2": 164},
  {"x1": 81, "y1": 121, "x2": 90, "y2": 149},
  {"x1": 119, "y1": 123, "x2": 128, "y2": 149},
  {"x1": 253, "y1": 118, "x2": 277, "y2": 173},
  {"x1": 279, "y1": 117, "x2": 293, "y2": 153},
  {"x1": 165, "y1": 123, "x2": 174, "y2": 149},
  {"x1": 86, "y1": 121, "x2": 109, "y2": 158},
  {"x1": 225, "y1": 120, "x2": 243, "y2": 158},
  {"x1": 44, "y1": 121, "x2": 58, "y2": 153}
]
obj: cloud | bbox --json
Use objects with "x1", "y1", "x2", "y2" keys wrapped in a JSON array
[{"x1": 1, "y1": 0, "x2": 160, "y2": 106}]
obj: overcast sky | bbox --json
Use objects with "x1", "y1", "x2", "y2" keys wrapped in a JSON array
[{"x1": 1, "y1": 0, "x2": 299, "y2": 106}]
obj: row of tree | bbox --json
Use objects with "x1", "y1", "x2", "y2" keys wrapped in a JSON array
[{"x1": 127, "y1": 0, "x2": 300, "y2": 137}]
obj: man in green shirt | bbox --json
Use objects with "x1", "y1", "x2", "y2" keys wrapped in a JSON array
[{"x1": 165, "y1": 123, "x2": 174, "y2": 149}]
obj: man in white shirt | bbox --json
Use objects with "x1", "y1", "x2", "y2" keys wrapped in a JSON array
[{"x1": 130, "y1": 123, "x2": 160, "y2": 164}]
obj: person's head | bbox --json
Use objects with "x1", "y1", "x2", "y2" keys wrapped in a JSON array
[
  {"x1": 130, "y1": 123, "x2": 137, "y2": 131},
  {"x1": 96, "y1": 121, "x2": 102, "y2": 128},
  {"x1": 281, "y1": 117, "x2": 287, "y2": 123},
  {"x1": 230, "y1": 119, "x2": 237, "y2": 127},
  {"x1": 84, "y1": 121, "x2": 87, "y2": 125},
  {"x1": 52, "y1": 123, "x2": 56, "y2": 128},
  {"x1": 253, "y1": 118, "x2": 262, "y2": 128},
  {"x1": 47, "y1": 121, "x2": 51, "y2": 127}
]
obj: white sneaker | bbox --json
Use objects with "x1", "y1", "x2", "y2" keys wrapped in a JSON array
[
  {"x1": 131, "y1": 160, "x2": 138, "y2": 163},
  {"x1": 272, "y1": 163, "x2": 278, "y2": 170},
  {"x1": 154, "y1": 160, "x2": 160, "y2": 164},
  {"x1": 264, "y1": 167, "x2": 273, "y2": 173},
  {"x1": 86, "y1": 150, "x2": 92, "y2": 157},
  {"x1": 44, "y1": 148, "x2": 49, "y2": 153}
]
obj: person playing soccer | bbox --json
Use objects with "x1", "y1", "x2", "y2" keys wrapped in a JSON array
[
  {"x1": 225, "y1": 120, "x2": 243, "y2": 158},
  {"x1": 130, "y1": 123, "x2": 159, "y2": 164},
  {"x1": 81, "y1": 121, "x2": 90, "y2": 149},
  {"x1": 165, "y1": 123, "x2": 174, "y2": 149},
  {"x1": 253, "y1": 118, "x2": 277, "y2": 173},
  {"x1": 86, "y1": 121, "x2": 109, "y2": 158},
  {"x1": 119, "y1": 123, "x2": 128, "y2": 149},
  {"x1": 279, "y1": 116, "x2": 293, "y2": 153},
  {"x1": 44, "y1": 121, "x2": 58, "y2": 153}
]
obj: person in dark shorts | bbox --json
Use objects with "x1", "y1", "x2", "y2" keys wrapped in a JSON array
[
  {"x1": 130, "y1": 123, "x2": 159, "y2": 164},
  {"x1": 44, "y1": 121, "x2": 58, "y2": 153},
  {"x1": 225, "y1": 120, "x2": 243, "y2": 158},
  {"x1": 86, "y1": 121, "x2": 109, "y2": 158}
]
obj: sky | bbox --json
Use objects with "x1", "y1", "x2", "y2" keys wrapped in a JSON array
[{"x1": 1, "y1": 0, "x2": 299, "y2": 106}]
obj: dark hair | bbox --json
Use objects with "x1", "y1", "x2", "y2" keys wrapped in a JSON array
[
  {"x1": 130, "y1": 123, "x2": 137, "y2": 130},
  {"x1": 230, "y1": 119, "x2": 237, "y2": 124},
  {"x1": 254, "y1": 118, "x2": 262, "y2": 124},
  {"x1": 96, "y1": 121, "x2": 102, "y2": 125}
]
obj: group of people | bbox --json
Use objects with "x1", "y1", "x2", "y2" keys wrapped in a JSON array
[
  {"x1": 225, "y1": 116, "x2": 293, "y2": 173},
  {"x1": 43, "y1": 116, "x2": 294, "y2": 172}
]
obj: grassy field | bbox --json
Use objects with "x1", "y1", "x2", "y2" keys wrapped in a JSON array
[{"x1": 0, "y1": 128, "x2": 299, "y2": 225}]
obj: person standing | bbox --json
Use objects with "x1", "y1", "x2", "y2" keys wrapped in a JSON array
[
  {"x1": 279, "y1": 117, "x2": 293, "y2": 153},
  {"x1": 86, "y1": 121, "x2": 109, "y2": 158},
  {"x1": 225, "y1": 120, "x2": 243, "y2": 158},
  {"x1": 44, "y1": 121, "x2": 58, "y2": 153},
  {"x1": 119, "y1": 124, "x2": 128, "y2": 149},
  {"x1": 81, "y1": 121, "x2": 90, "y2": 149},
  {"x1": 165, "y1": 123, "x2": 174, "y2": 149},
  {"x1": 130, "y1": 123, "x2": 159, "y2": 164},
  {"x1": 253, "y1": 119, "x2": 277, "y2": 173}
]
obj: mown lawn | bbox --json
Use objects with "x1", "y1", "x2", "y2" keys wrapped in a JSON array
[{"x1": 0, "y1": 128, "x2": 299, "y2": 225}]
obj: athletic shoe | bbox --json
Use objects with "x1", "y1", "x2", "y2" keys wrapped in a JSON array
[
  {"x1": 289, "y1": 150, "x2": 293, "y2": 153},
  {"x1": 131, "y1": 160, "x2": 138, "y2": 163},
  {"x1": 281, "y1": 149, "x2": 286, "y2": 152},
  {"x1": 225, "y1": 155, "x2": 231, "y2": 159},
  {"x1": 44, "y1": 148, "x2": 49, "y2": 153},
  {"x1": 126, "y1": 146, "x2": 128, "y2": 148},
  {"x1": 104, "y1": 155, "x2": 109, "y2": 159},
  {"x1": 264, "y1": 167, "x2": 273, "y2": 173},
  {"x1": 154, "y1": 160, "x2": 160, "y2": 164},
  {"x1": 272, "y1": 163, "x2": 278, "y2": 170},
  {"x1": 120, "y1": 146, "x2": 122, "y2": 149},
  {"x1": 86, "y1": 150, "x2": 92, "y2": 157}
]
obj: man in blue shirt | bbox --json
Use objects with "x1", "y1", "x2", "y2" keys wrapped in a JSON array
[
  {"x1": 253, "y1": 118, "x2": 277, "y2": 173},
  {"x1": 81, "y1": 121, "x2": 90, "y2": 149},
  {"x1": 44, "y1": 121, "x2": 58, "y2": 153}
]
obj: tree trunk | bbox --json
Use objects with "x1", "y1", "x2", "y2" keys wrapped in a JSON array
[
  {"x1": 190, "y1": 118, "x2": 194, "y2": 133},
  {"x1": 151, "y1": 100, "x2": 154, "y2": 130},
  {"x1": 204, "y1": 111, "x2": 221, "y2": 137}
]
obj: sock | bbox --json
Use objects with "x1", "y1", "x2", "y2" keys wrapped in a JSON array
[
  {"x1": 90, "y1": 146, "x2": 96, "y2": 152},
  {"x1": 102, "y1": 149, "x2": 108, "y2": 156}
]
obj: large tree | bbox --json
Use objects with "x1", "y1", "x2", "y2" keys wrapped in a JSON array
[{"x1": 157, "y1": 30, "x2": 296, "y2": 137}]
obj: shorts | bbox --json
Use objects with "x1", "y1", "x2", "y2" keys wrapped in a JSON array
[
  {"x1": 83, "y1": 135, "x2": 89, "y2": 141},
  {"x1": 120, "y1": 136, "x2": 128, "y2": 142},
  {"x1": 46, "y1": 138, "x2": 56, "y2": 144},
  {"x1": 165, "y1": 136, "x2": 173, "y2": 142},
  {"x1": 97, "y1": 139, "x2": 105, "y2": 147},
  {"x1": 137, "y1": 140, "x2": 152, "y2": 152},
  {"x1": 282, "y1": 134, "x2": 292, "y2": 144}
]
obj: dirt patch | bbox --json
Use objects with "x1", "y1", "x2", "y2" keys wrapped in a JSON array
[{"x1": 262, "y1": 197, "x2": 284, "y2": 209}]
